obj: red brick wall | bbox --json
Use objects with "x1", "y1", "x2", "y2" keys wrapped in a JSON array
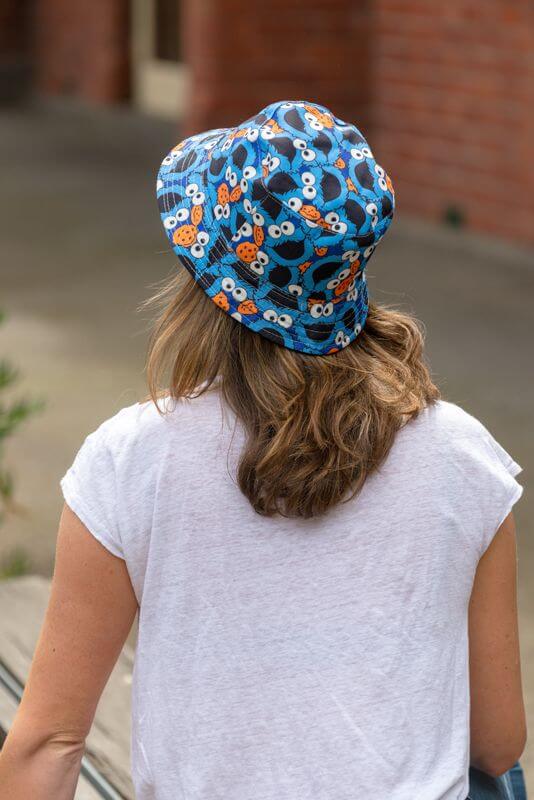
[
  {"x1": 181, "y1": 0, "x2": 373, "y2": 136},
  {"x1": 371, "y1": 0, "x2": 534, "y2": 244},
  {"x1": 34, "y1": 0, "x2": 130, "y2": 103},
  {"x1": 24, "y1": 0, "x2": 534, "y2": 245}
]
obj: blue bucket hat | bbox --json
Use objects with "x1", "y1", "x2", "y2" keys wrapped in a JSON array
[{"x1": 156, "y1": 100, "x2": 395, "y2": 355}]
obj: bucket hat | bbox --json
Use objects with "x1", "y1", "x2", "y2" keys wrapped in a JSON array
[{"x1": 156, "y1": 100, "x2": 395, "y2": 355}]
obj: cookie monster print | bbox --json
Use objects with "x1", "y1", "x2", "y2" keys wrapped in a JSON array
[{"x1": 156, "y1": 100, "x2": 395, "y2": 355}]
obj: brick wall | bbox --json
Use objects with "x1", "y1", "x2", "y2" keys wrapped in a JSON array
[
  {"x1": 371, "y1": 0, "x2": 534, "y2": 244},
  {"x1": 34, "y1": 0, "x2": 130, "y2": 103},
  {"x1": 16, "y1": 0, "x2": 534, "y2": 246},
  {"x1": 181, "y1": 0, "x2": 374, "y2": 136}
]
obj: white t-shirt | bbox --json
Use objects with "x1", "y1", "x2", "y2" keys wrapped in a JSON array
[{"x1": 61, "y1": 395, "x2": 523, "y2": 800}]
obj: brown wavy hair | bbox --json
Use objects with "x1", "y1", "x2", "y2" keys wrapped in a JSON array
[{"x1": 145, "y1": 268, "x2": 439, "y2": 518}]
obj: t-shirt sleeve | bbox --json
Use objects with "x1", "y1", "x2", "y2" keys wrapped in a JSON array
[
  {"x1": 60, "y1": 425, "x2": 124, "y2": 559},
  {"x1": 468, "y1": 425, "x2": 524, "y2": 557}
]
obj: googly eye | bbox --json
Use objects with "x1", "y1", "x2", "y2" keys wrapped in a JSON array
[
  {"x1": 222, "y1": 204, "x2": 230, "y2": 219},
  {"x1": 222, "y1": 277, "x2": 235, "y2": 292},
  {"x1": 310, "y1": 303, "x2": 323, "y2": 319},
  {"x1": 366, "y1": 202, "x2": 378, "y2": 216},
  {"x1": 214, "y1": 205, "x2": 223, "y2": 220},
  {"x1": 288, "y1": 284, "x2": 302, "y2": 296},
  {"x1": 294, "y1": 138, "x2": 306, "y2": 150},
  {"x1": 269, "y1": 156, "x2": 280, "y2": 172},
  {"x1": 191, "y1": 243, "x2": 205, "y2": 258},
  {"x1": 225, "y1": 166, "x2": 232, "y2": 181},
  {"x1": 232, "y1": 286, "x2": 247, "y2": 302},
  {"x1": 278, "y1": 314, "x2": 293, "y2": 329},
  {"x1": 221, "y1": 138, "x2": 232, "y2": 151},
  {"x1": 364, "y1": 245, "x2": 375, "y2": 258},
  {"x1": 240, "y1": 222, "x2": 253, "y2": 237},
  {"x1": 322, "y1": 302, "x2": 334, "y2": 317},
  {"x1": 361, "y1": 146, "x2": 373, "y2": 158},
  {"x1": 268, "y1": 224, "x2": 282, "y2": 239},
  {"x1": 375, "y1": 164, "x2": 385, "y2": 178},
  {"x1": 378, "y1": 177, "x2": 388, "y2": 191},
  {"x1": 261, "y1": 127, "x2": 275, "y2": 140},
  {"x1": 324, "y1": 211, "x2": 339, "y2": 225},
  {"x1": 162, "y1": 154, "x2": 174, "y2": 166},
  {"x1": 302, "y1": 172, "x2": 315, "y2": 186},
  {"x1": 176, "y1": 208, "x2": 189, "y2": 222},
  {"x1": 243, "y1": 198, "x2": 252, "y2": 214},
  {"x1": 305, "y1": 218, "x2": 318, "y2": 228},
  {"x1": 163, "y1": 215, "x2": 177, "y2": 230},
  {"x1": 197, "y1": 231, "x2": 210, "y2": 246},
  {"x1": 229, "y1": 172, "x2": 238, "y2": 188},
  {"x1": 280, "y1": 221, "x2": 295, "y2": 235},
  {"x1": 281, "y1": 102, "x2": 295, "y2": 108},
  {"x1": 335, "y1": 330, "x2": 344, "y2": 345},
  {"x1": 231, "y1": 231, "x2": 241, "y2": 242},
  {"x1": 342, "y1": 249, "x2": 358, "y2": 261},
  {"x1": 185, "y1": 182, "x2": 199, "y2": 197},
  {"x1": 338, "y1": 268, "x2": 350, "y2": 281},
  {"x1": 351, "y1": 148, "x2": 364, "y2": 161},
  {"x1": 249, "y1": 260, "x2": 264, "y2": 275},
  {"x1": 303, "y1": 186, "x2": 317, "y2": 200},
  {"x1": 302, "y1": 148, "x2": 316, "y2": 162},
  {"x1": 156, "y1": 178, "x2": 164, "y2": 191},
  {"x1": 257, "y1": 251, "x2": 269, "y2": 266},
  {"x1": 355, "y1": 323, "x2": 362, "y2": 335},
  {"x1": 192, "y1": 191, "x2": 205, "y2": 205},
  {"x1": 240, "y1": 178, "x2": 248, "y2": 193},
  {"x1": 327, "y1": 277, "x2": 340, "y2": 289},
  {"x1": 263, "y1": 309, "x2": 278, "y2": 323},
  {"x1": 243, "y1": 166, "x2": 257, "y2": 179},
  {"x1": 331, "y1": 222, "x2": 347, "y2": 234},
  {"x1": 246, "y1": 128, "x2": 259, "y2": 142},
  {"x1": 371, "y1": 216, "x2": 378, "y2": 228},
  {"x1": 253, "y1": 212, "x2": 264, "y2": 226},
  {"x1": 304, "y1": 113, "x2": 323, "y2": 131},
  {"x1": 288, "y1": 197, "x2": 303, "y2": 211}
]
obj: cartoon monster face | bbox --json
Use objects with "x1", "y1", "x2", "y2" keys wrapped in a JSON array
[{"x1": 156, "y1": 99, "x2": 395, "y2": 355}]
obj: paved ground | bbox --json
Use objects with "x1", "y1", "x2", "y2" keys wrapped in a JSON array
[{"x1": 1, "y1": 100, "x2": 534, "y2": 785}]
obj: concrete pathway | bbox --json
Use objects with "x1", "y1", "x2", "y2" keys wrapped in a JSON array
[{"x1": 1, "y1": 100, "x2": 533, "y2": 786}]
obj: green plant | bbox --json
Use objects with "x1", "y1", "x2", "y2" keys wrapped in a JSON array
[
  {"x1": 0, "y1": 310, "x2": 44, "y2": 525},
  {"x1": 0, "y1": 546, "x2": 30, "y2": 579}
]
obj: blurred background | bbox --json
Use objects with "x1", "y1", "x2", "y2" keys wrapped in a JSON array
[{"x1": 1, "y1": 0, "x2": 533, "y2": 791}]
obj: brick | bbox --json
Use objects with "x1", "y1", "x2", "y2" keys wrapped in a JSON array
[{"x1": 34, "y1": 0, "x2": 130, "y2": 103}]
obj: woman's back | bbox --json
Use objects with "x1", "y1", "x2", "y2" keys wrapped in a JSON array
[{"x1": 61, "y1": 393, "x2": 522, "y2": 800}]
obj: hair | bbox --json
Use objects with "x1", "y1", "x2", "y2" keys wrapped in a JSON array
[{"x1": 145, "y1": 267, "x2": 440, "y2": 519}]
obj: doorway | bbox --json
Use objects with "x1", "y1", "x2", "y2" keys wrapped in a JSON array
[{"x1": 131, "y1": 0, "x2": 189, "y2": 119}]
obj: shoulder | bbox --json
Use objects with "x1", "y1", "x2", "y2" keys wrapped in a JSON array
[
  {"x1": 398, "y1": 400, "x2": 520, "y2": 480},
  {"x1": 406, "y1": 400, "x2": 491, "y2": 445},
  {"x1": 86, "y1": 390, "x2": 225, "y2": 460}
]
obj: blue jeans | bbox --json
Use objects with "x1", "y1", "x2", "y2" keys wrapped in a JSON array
[{"x1": 468, "y1": 762, "x2": 527, "y2": 800}]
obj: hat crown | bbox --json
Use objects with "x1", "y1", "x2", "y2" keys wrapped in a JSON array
[
  {"x1": 157, "y1": 100, "x2": 395, "y2": 355},
  {"x1": 212, "y1": 100, "x2": 392, "y2": 244}
]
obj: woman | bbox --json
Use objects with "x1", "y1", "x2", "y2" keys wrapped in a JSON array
[{"x1": 0, "y1": 101, "x2": 526, "y2": 800}]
